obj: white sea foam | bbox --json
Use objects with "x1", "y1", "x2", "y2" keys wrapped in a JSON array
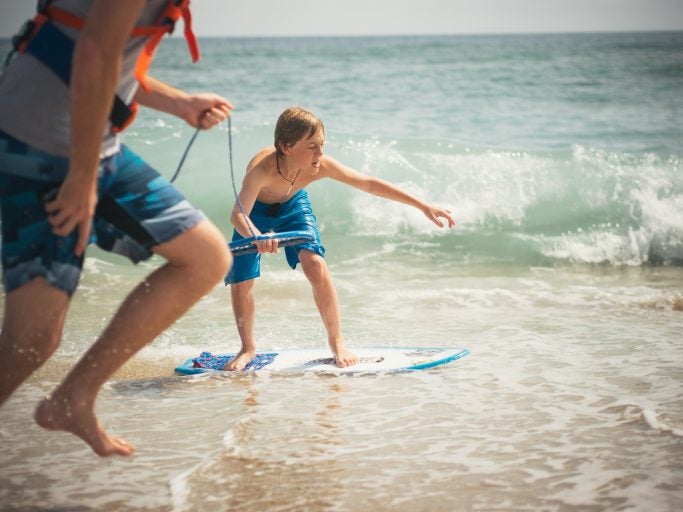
[
  {"x1": 169, "y1": 468, "x2": 193, "y2": 512},
  {"x1": 323, "y1": 136, "x2": 683, "y2": 265},
  {"x1": 642, "y1": 409, "x2": 683, "y2": 438},
  {"x1": 537, "y1": 229, "x2": 649, "y2": 265}
]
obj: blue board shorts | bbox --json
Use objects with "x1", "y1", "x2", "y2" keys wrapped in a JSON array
[
  {"x1": 225, "y1": 189, "x2": 325, "y2": 284},
  {"x1": 0, "y1": 129, "x2": 205, "y2": 296}
]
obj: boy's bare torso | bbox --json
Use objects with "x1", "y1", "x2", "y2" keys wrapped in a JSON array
[{"x1": 247, "y1": 147, "x2": 324, "y2": 204}]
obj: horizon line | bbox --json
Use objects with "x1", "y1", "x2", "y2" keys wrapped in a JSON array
[{"x1": 1, "y1": 28, "x2": 682, "y2": 41}]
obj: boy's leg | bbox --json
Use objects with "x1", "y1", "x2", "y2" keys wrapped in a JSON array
[
  {"x1": 225, "y1": 279, "x2": 257, "y2": 371},
  {"x1": 0, "y1": 278, "x2": 69, "y2": 406},
  {"x1": 298, "y1": 250, "x2": 358, "y2": 368},
  {"x1": 34, "y1": 219, "x2": 231, "y2": 456}
]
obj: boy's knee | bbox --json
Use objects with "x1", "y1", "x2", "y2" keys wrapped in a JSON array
[
  {"x1": 230, "y1": 279, "x2": 253, "y2": 296},
  {"x1": 300, "y1": 254, "x2": 328, "y2": 283}
]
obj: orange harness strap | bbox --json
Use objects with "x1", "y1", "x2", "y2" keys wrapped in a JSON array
[
  {"x1": 40, "y1": 1, "x2": 200, "y2": 91},
  {"x1": 135, "y1": 0, "x2": 200, "y2": 91},
  {"x1": 13, "y1": 1, "x2": 200, "y2": 133}
]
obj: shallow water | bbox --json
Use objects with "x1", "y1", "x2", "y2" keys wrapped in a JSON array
[{"x1": 1, "y1": 261, "x2": 682, "y2": 511}]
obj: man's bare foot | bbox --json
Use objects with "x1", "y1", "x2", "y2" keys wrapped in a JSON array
[
  {"x1": 333, "y1": 346, "x2": 359, "y2": 368},
  {"x1": 224, "y1": 349, "x2": 255, "y2": 371},
  {"x1": 34, "y1": 393, "x2": 135, "y2": 457}
]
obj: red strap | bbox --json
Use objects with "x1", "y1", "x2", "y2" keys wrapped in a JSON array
[
  {"x1": 134, "y1": 30, "x2": 166, "y2": 91},
  {"x1": 17, "y1": 7, "x2": 82, "y2": 53},
  {"x1": 130, "y1": 25, "x2": 164, "y2": 37},
  {"x1": 135, "y1": 1, "x2": 200, "y2": 91},
  {"x1": 182, "y1": 6, "x2": 200, "y2": 63},
  {"x1": 44, "y1": 6, "x2": 85, "y2": 30},
  {"x1": 48, "y1": 5, "x2": 163, "y2": 37},
  {"x1": 17, "y1": 13, "x2": 48, "y2": 52}
]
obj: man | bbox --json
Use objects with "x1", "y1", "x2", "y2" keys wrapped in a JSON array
[{"x1": 0, "y1": 0, "x2": 232, "y2": 456}]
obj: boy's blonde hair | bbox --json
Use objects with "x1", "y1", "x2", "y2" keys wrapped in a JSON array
[{"x1": 274, "y1": 107, "x2": 325, "y2": 156}]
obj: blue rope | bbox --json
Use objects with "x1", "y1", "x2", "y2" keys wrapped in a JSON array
[
  {"x1": 227, "y1": 117, "x2": 256, "y2": 237},
  {"x1": 170, "y1": 127, "x2": 200, "y2": 183},
  {"x1": 170, "y1": 118, "x2": 256, "y2": 238}
]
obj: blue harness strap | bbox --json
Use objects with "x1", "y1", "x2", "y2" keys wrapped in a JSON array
[
  {"x1": 21, "y1": 20, "x2": 134, "y2": 130},
  {"x1": 24, "y1": 21, "x2": 72, "y2": 83}
]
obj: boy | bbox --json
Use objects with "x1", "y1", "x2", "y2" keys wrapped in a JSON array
[{"x1": 225, "y1": 107, "x2": 455, "y2": 370}]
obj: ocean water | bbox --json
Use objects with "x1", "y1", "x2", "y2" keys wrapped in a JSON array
[{"x1": 1, "y1": 31, "x2": 683, "y2": 511}]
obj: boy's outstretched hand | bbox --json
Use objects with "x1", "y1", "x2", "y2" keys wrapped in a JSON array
[{"x1": 424, "y1": 205, "x2": 456, "y2": 228}]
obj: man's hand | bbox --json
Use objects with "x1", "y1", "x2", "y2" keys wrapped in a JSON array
[
  {"x1": 45, "y1": 176, "x2": 98, "y2": 256},
  {"x1": 184, "y1": 92, "x2": 233, "y2": 129}
]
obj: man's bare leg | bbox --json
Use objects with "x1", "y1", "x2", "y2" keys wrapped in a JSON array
[
  {"x1": 0, "y1": 279, "x2": 70, "y2": 406},
  {"x1": 225, "y1": 279, "x2": 256, "y2": 371},
  {"x1": 34, "y1": 220, "x2": 231, "y2": 456},
  {"x1": 299, "y1": 251, "x2": 358, "y2": 368}
]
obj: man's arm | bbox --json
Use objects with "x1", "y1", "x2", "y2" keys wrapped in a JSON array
[
  {"x1": 45, "y1": 0, "x2": 146, "y2": 256},
  {"x1": 134, "y1": 76, "x2": 233, "y2": 129}
]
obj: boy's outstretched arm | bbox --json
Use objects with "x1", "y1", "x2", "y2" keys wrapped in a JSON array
[{"x1": 322, "y1": 156, "x2": 456, "y2": 228}]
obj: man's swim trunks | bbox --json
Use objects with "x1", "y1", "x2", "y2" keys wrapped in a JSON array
[
  {"x1": 225, "y1": 189, "x2": 324, "y2": 284},
  {"x1": 0, "y1": 129, "x2": 206, "y2": 296}
]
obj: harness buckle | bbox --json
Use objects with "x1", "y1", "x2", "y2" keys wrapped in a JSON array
[
  {"x1": 37, "y1": 0, "x2": 53, "y2": 13},
  {"x1": 11, "y1": 19, "x2": 38, "y2": 52}
]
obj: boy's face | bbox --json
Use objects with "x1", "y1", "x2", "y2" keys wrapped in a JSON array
[{"x1": 288, "y1": 129, "x2": 325, "y2": 172}]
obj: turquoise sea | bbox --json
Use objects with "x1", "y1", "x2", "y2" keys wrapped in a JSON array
[{"x1": 1, "y1": 32, "x2": 682, "y2": 511}]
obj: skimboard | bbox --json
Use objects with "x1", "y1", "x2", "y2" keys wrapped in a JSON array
[{"x1": 175, "y1": 347, "x2": 469, "y2": 375}]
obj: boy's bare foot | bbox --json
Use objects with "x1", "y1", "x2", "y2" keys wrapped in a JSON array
[
  {"x1": 333, "y1": 346, "x2": 359, "y2": 368},
  {"x1": 34, "y1": 393, "x2": 135, "y2": 457},
  {"x1": 224, "y1": 349, "x2": 255, "y2": 371}
]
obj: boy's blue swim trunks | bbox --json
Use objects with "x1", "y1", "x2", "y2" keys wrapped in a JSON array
[
  {"x1": 225, "y1": 189, "x2": 325, "y2": 284},
  {"x1": 0, "y1": 129, "x2": 205, "y2": 296}
]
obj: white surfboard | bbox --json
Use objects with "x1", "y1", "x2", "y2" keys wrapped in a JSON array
[{"x1": 175, "y1": 347, "x2": 469, "y2": 375}]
